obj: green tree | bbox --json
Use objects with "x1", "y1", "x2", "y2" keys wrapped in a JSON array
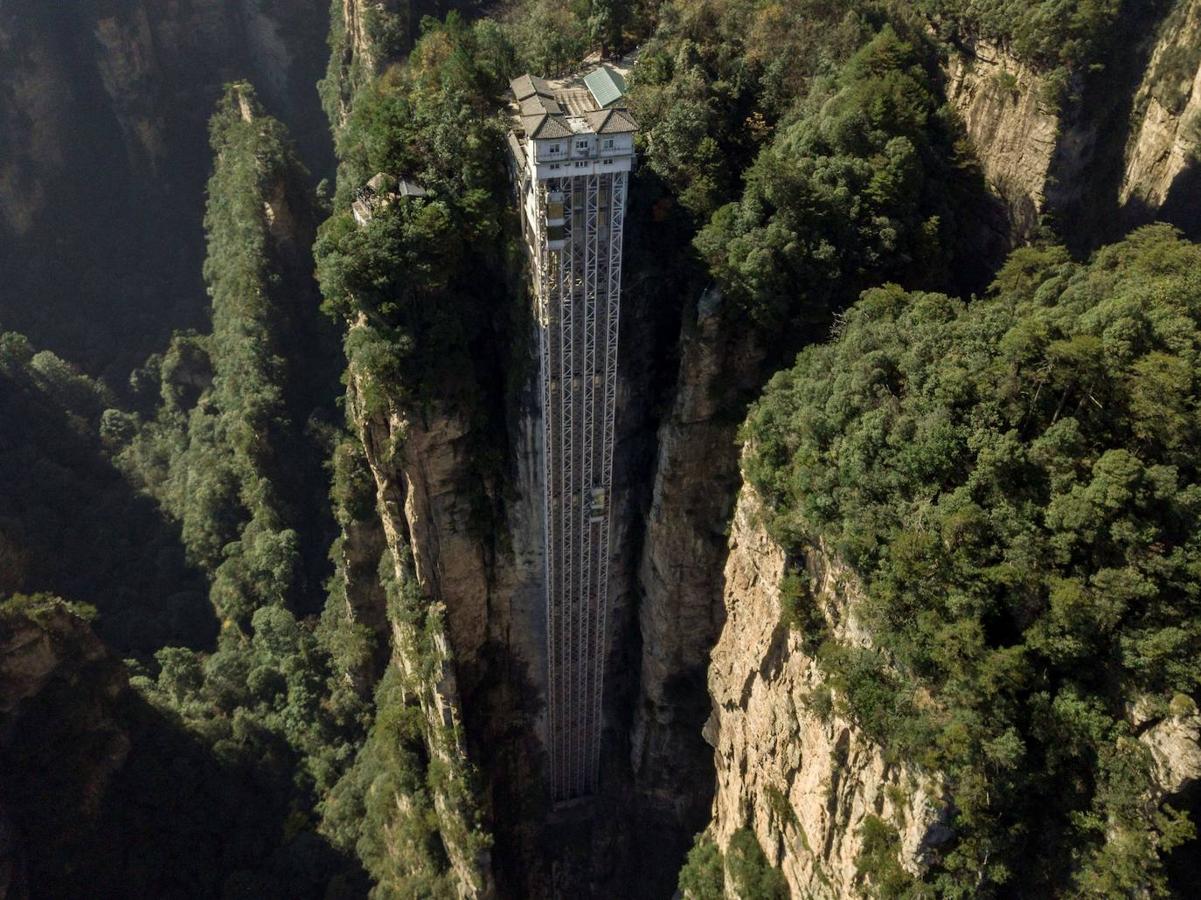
[{"x1": 743, "y1": 225, "x2": 1201, "y2": 893}]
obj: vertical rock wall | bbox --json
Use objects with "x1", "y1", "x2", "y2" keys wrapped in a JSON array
[
  {"x1": 942, "y1": 38, "x2": 1060, "y2": 244},
  {"x1": 1120, "y1": 0, "x2": 1201, "y2": 224},
  {"x1": 348, "y1": 362, "x2": 498, "y2": 898},
  {"x1": 704, "y1": 488, "x2": 949, "y2": 898},
  {"x1": 630, "y1": 288, "x2": 766, "y2": 873},
  {"x1": 0, "y1": 0, "x2": 332, "y2": 374}
]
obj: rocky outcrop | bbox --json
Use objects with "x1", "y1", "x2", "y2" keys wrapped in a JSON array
[
  {"x1": 1120, "y1": 0, "x2": 1201, "y2": 215},
  {"x1": 1143, "y1": 712, "x2": 1201, "y2": 798},
  {"x1": 0, "y1": 600, "x2": 131, "y2": 898},
  {"x1": 703, "y1": 488, "x2": 949, "y2": 897},
  {"x1": 942, "y1": 38, "x2": 1060, "y2": 243},
  {"x1": 1131, "y1": 695, "x2": 1201, "y2": 800},
  {"x1": 0, "y1": 0, "x2": 331, "y2": 373},
  {"x1": 631, "y1": 287, "x2": 766, "y2": 863},
  {"x1": 347, "y1": 362, "x2": 497, "y2": 899}
]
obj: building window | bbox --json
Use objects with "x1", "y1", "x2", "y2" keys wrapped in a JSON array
[
  {"x1": 547, "y1": 225, "x2": 565, "y2": 242},
  {"x1": 550, "y1": 163, "x2": 560, "y2": 170},
  {"x1": 549, "y1": 144, "x2": 560, "y2": 153},
  {"x1": 576, "y1": 139, "x2": 589, "y2": 151},
  {"x1": 603, "y1": 159, "x2": 613, "y2": 165},
  {"x1": 575, "y1": 161, "x2": 588, "y2": 168},
  {"x1": 603, "y1": 138, "x2": 615, "y2": 149}
]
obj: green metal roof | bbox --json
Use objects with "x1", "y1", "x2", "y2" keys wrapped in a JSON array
[{"x1": 584, "y1": 66, "x2": 627, "y2": 109}]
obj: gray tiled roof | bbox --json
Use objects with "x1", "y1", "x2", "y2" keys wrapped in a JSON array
[
  {"x1": 584, "y1": 107, "x2": 639, "y2": 134},
  {"x1": 522, "y1": 113, "x2": 573, "y2": 140},
  {"x1": 511, "y1": 74, "x2": 552, "y2": 101},
  {"x1": 520, "y1": 94, "x2": 562, "y2": 116},
  {"x1": 507, "y1": 131, "x2": 526, "y2": 165}
]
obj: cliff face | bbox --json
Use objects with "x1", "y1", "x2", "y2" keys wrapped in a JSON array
[
  {"x1": 630, "y1": 287, "x2": 765, "y2": 868},
  {"x1": 942, "y1": 38, "x2": 1060, "y2": 244},
  {"x1": 0, "y1": 601, "x2": 131, "y2": 899},
  {"x1": 0, "y1": 0, "x2": 331, "y2": 374},
  {"x1": 346, "y1": 363, "x2": 497, "y2": 898},
  {"x1": 1121, "y1": 0, "x2": 1201, "y2": 225},
  {"x1": 342, "y1": 258, "x2": 684, "y2": 895},
  {"x1": 703, "y1": 489, "x2": 949, "y2": 897},
  {"x1": 942, "y1": 5, "x2": 1200, "y2": 252}
]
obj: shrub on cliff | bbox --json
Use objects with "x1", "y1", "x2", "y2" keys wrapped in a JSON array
[
  {"x1": 744, "y1": 225, "x2": 1201, "y2": 893},
  {"x1": 915, "y1": 0, "x2": 1122, "y2": 70},
  {"x1": 634, "y1": 7, "x2": 993, "y2": 349}
]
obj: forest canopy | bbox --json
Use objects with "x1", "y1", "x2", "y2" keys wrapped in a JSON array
[{"x1": 744, "y1": 225, "x2": 1201, "y2": 894}]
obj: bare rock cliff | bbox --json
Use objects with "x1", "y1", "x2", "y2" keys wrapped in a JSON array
[
  {"x1": 0, "y1": 0, "x2": 331, "y2": 371},
  {"x1": 1121, "y1": 0, "x2": 1201, "y2": 215},
  {"x1": 0, "y1": 601, "x2": 131, "y2": 899},
  {"x1": 347, "y1": 362, "x2": 497, "y2": 899},
  {"x1": 942, "y1": 38, "x2": 1060, "y2": 243},
  {"x1": 631, "y1": 287, "x2": 766, "y2": 861},
  {"x1": 703, "y1": 488, "x2": 949, "y2": 897}
]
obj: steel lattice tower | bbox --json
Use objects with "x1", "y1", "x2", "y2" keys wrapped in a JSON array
[{"x1": 507, "y1": 68, "x2": 637, "y2": 802}]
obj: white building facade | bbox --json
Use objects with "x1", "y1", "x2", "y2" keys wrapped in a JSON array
[{"x1": 508, "y1": 68, "x2": 637, "y2": 803}]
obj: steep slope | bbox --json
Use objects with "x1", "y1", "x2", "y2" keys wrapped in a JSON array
[
  {"x1": 626, "y1": 10, "x2": 1000, "y2": 886},
  {"x1": 314, "y1": 20, "x2": 515, "y2": 895},
  {"x1": 703, "y1": 489, "x2": 950, "y2": 897},
  {"x1": 0, "y1": 597, "x2": 130, "y2": 898},
  {"x1": 942, "y1": 38, "x2": 1059, "y2": 243},
  {"x1": 697, "y1": 228, "x2": 1201, "y2": 895},
  {"x1": 630, "y1": 287, "x2": 766, "y2": 866},
  {"x1": 40, "y1": 86, "x2": 374, "y2": 897},
  {"x1": 937, "y1": 0, "x2": 1200, "y2": 252},
  {"x1": 1121, "y1": 0, "x2": 1201, "y2": 231},
  {"x1": 0, "y1": 0, "x2": 331, "y2": 377}
]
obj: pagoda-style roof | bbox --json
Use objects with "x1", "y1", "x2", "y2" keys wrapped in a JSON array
[
  {"x1": 522, "y1": 113, "x2": 574, "y2": 140},
  {"x1": 584, "y1": 107, "x2": 639, "y2": 134}
]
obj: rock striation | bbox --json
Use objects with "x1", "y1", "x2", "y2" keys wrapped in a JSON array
[
  {"x1": 346, "y1": 357, "x2": 498, "y2": 899},
  {"x1": 631, "y1": 286, "x2": 766, "y2": 866},
  {"x1": 1120, "y1": 0, "x2": 1201, "y2": 216},
  {"x1": 702, "y1": 487, "x2": 949, "y2": 897},
  {"x1": 0, "y1": 0, "x2": 331, "y2": 371},
  {"x1": 942, "y1": 38, "x2": 1060, "y2": 243}
]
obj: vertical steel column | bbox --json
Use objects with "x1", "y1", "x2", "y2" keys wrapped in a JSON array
[
  {"x1": 536, "y1": 179, "x2": 560, "y2": 801},
  {"x1": 531, "y1": 151, "x2": 629, "y2": 802},
  {"x1": 557, "y1": 177, "x2": 576, "y2": 802},
  {"x1": 574, "y1": 172, "x2": 598, "y2": 797},
  {"x1": 590, "y1": 170, "x2": 624, "y2": 784}
]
